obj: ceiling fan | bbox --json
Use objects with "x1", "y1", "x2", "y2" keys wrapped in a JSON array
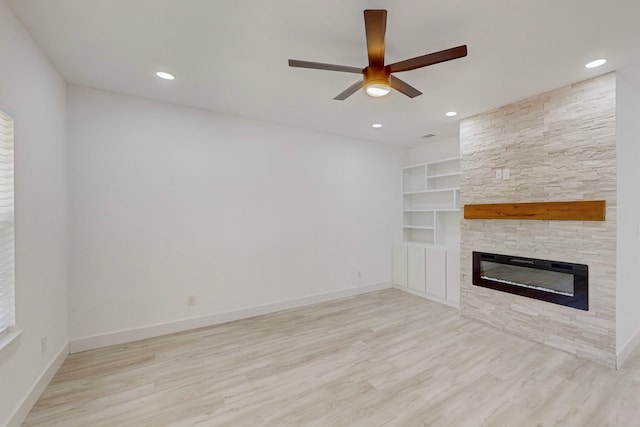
[{"x1": 288, "y1": 9, "x2": 467, "y2": 101}]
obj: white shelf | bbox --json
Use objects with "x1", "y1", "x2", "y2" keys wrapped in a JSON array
[
  {"x1": 426, "y1": 172, "x2": 459, "y2": 179},
  {"x1": 403, "y1": 187, "x2": 459, "y2": 195},
  {"x1": 403, "y1": 225, "x2": 435, "y2": 230},
  {"x1": 426, "y1": 187, "x2": 459, "y2": 192},
  {"x1": 402, "y1": 156, "x2": 460, "y2": 170}
]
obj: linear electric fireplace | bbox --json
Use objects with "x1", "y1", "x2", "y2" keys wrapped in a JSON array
[{"x1": 472, "y1": 252, "x2": 588, "y2": 311}]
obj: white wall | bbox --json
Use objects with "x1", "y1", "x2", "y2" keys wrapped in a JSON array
[
  {"x1": 67, "y1": 86, "x2": 404, "y2": 344},
  {"x1": 616, "y1": 67, "x2": 640, "y2": 360},
  {"x1": 0, "y1": 1, "x2": 69, "y2": 425},
  {"x1": 408, "y1": 137, "x2": 460, "y2": 164}
]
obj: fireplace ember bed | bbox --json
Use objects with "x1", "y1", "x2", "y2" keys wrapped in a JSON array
[{"x1": 472, "y1": 252, "x2": 588, "y2": 311}]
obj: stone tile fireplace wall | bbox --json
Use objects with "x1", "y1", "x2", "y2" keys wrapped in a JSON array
[{"x1": 459, "y1": 73, "x2": 617, "y2": 367}]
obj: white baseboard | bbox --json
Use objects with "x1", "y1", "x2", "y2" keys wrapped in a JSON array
[
  {"x1": 393, "y1": 285, "x2": 460, "y2": 310},
  {"x1": 6, "y1": 342, "x2": 69, "y2": 427},
  {"x1": 617, "y1": 326, "x2": 640, "y2": 369},
  {"x1": 70, "y1": 282, "x2": 391, "y2": 354}
]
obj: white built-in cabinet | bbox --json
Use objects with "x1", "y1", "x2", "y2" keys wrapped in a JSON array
[
  {"x1": 394, "y1": 157, "x2": 461, "y2": 308},
  {"x1": 425, "y1": 248, "x2": 446, "y2": 298},
  {"x1": 393, "y1": 245, "x2": 459, "y2": 306},
  {"x1": 408, "y1": 246, "x2": 426, "y2": 292}
]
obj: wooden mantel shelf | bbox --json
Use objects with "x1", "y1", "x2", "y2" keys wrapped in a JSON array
[{"x1": 464, "y1": 200, "x2": 606, "y2": 221}]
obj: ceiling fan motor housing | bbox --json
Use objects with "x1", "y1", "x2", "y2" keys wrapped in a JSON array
[{"x1": 364, "y1": 66, "x2": 390, "y2": 88}]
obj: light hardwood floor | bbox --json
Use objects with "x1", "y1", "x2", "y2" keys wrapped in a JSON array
[{"x1": 23, "y1": 289, "x2": 640, "y2": 427}]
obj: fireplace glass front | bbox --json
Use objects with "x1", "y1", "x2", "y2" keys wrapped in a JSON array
[{"x1": 472, "y1": 252, "x2": 588, "y2": 310}]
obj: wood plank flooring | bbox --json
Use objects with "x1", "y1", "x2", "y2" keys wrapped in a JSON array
[{"x1": 23, "y1": 289, "x2": 640, "y2": 427}]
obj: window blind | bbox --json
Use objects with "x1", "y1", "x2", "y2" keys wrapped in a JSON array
[{"x1": 0, "y1": 110, "x2": 14, "y2": 337}]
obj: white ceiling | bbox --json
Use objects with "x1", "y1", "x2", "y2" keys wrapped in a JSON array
[{"x1": 8, "y1": 0, "x2": 640, "y2": 146}]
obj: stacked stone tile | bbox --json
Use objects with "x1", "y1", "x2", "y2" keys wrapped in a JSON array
[{"x1": 460, "y1": 73, "x2": 617, "y2": 367}]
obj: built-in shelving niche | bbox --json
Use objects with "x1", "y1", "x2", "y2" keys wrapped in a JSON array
[{"x1": 402, "y1": 157, "x2": 460, "y2": 246}]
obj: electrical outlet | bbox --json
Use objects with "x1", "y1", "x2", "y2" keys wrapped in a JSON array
[
  {"x1": 503, "y1": 168, "x2": 511, "y2": 180},
  {"x1": 495, "y1": 169, "x2": 502, "y2": 180},
  {"x1": 187, "y1": 295, "x2": 197, "y2": 307},
  {"x1": 41, "y1": 336, "x2": 47, "y2": 354}
]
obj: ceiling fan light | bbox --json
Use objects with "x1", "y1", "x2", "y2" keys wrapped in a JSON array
[{"x1": 365, "y1": 83, "x2": 391, "y2": 97}]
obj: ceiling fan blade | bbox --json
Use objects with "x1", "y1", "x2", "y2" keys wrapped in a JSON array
[
  {"x1": 288, "y1": 59, "x2": 363, "y2": 74},
  {"x1": 364, "y1": 9, "x2": 387, "y2": 68},
  {"x1": 333, "y1": 80, "x2": 364, "y2": 100},
  {"x1": 390, "y1": 76, "x2": 422, "y2": 98},
  {"x1": 388, "y1": 45, "x2": 468, "y2": 73}
]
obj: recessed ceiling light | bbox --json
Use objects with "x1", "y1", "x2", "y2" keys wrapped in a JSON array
[
  {"x1": 156, "y1": 71, "x2": 175, "y2": 80},
  {"x1": 372, "y1": 123, "x2": 383, "y2": 128},
  {"x1": 585, "y1": 59, "x2": 606, "y2": 69},
  {"x1": 445, "y1": 111, "x2": 457, "y2": 117}
]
